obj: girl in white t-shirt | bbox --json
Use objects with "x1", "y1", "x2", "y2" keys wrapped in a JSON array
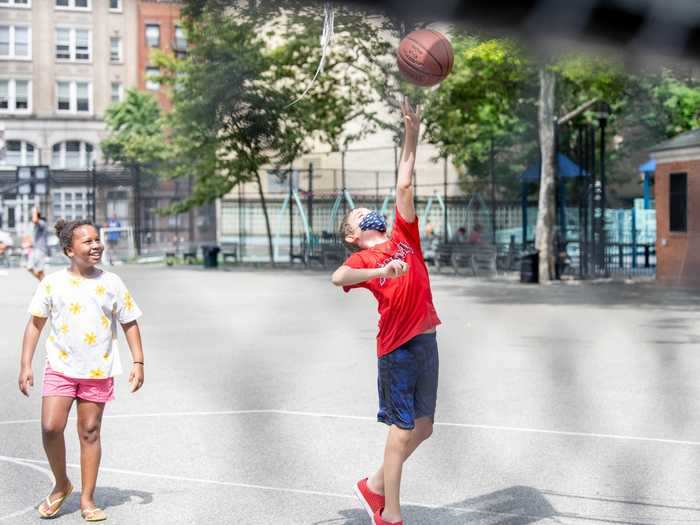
[{"x1": 19, "y1": 219, "x2": 145, "y2": 522}]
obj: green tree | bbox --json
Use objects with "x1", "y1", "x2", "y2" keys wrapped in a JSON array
[
  {"x1": 101, "y1": 89, "x2": 166, "y2": 167},
  {"x1": 422, "y1": 36, "x2": 536, "y2": 195},
  {"x1": 159, "y1": 2, "x2": 390, "y2": 263}
]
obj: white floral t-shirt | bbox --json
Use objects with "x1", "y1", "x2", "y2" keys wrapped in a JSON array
[{"x1": 28, "y1": 269, "x2": 142, "y2": 379}]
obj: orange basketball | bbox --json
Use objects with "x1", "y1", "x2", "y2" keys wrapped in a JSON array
[{"x1": 397, "y1": 29, "x2": 453, "y2": 87}]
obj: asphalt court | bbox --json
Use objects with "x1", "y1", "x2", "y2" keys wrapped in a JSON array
[{"x1": 3, "y1": 266, "x2": 700, "y2": 524}]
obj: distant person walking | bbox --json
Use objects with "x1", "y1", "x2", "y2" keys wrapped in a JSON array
[
  {"x1": 27, "y1": 207, "x2": 48, "y2": 281},
  {"x1": 106, "y1": 215, "x2": 121, "y2": 266}
]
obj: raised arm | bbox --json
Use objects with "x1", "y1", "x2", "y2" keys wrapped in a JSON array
[{"x1": 396, "y1": 97, "x2": 421, "y2": 223}]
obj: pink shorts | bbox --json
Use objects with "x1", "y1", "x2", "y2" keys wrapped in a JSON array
[{"x1": 42, "y1": 363, "x2": 115, "y2": 403}]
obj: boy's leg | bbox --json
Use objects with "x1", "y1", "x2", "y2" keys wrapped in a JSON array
[
  {"x1": 76, "y1": 399, "x2": 106, "y2": 510},
  {"x1": 40, "y1": 396, "x2": 74, "y2": 513},
  {"x1": 368, "y1": 416, "x2": 433, "y2": 495},
  {"x1": 381, "y1": 424, "x2": 412, "y2": 523}
]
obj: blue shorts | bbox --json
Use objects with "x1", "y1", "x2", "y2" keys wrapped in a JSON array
[{"x1": 377, "y1": 332, "x2": 439, "y2": 430}]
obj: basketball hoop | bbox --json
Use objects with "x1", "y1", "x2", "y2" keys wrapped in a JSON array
[{"x1": 286, "y1": 1, "x2": 334, "y2": 108}]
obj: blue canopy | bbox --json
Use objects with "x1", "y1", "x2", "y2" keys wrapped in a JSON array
[
  {"x1": 639, "y1": 158, "x2": 656, "y2": 173},
  {"x1": 520, "y1": 153, "x2": 589, "y2": 182}
]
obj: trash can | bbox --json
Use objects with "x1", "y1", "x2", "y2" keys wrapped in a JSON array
[
  {"x1": 201, "y1": 245, "x2": 220, "y2": 269},
  {"x1": 520, "y1": 251, "x2": 539, "y2": 284}
]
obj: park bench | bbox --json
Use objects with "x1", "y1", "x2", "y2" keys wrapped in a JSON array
[
  {"x1": 221, "y1": 242, "x2": 239, "y2": 264},
  {"x1": 183, "y1": 248, "x2": 197, "y2": 264},
  {"x1": 304, "y1": 233, "x2": 347, "y2": 268},
  {"x1": 434, "y1": 242, "x2": 498, "y2": 276}
]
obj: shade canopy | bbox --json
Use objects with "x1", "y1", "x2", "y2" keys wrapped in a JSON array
[
  {"x1": 639, "y1": 158, "x2": 656, "y2": 173},
  {"x1": 520, "y1": 153, "x2": 589, "y2": 182}
]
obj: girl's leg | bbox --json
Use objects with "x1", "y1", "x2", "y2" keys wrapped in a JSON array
[
  {"x1": 368, "y1": 416, "x2": 433, "y2": 496},
  {"x1": 40, "y1": 396, "x2": 74, "y2": 513},
  {"x1": 76, "y1": 399, "x2": 105, "y2": 510}
]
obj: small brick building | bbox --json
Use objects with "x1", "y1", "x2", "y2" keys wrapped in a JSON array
[{"x1": 650, "y1": 128, "x2": 700, "y2": 286}]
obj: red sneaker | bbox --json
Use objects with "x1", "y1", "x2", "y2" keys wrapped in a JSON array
[
  {"x1": 354, "y1": 478, "x2": 385, "y2": 519},
  {"x1": 373, "y1": 508, "x2": 403, "y2": 525}
]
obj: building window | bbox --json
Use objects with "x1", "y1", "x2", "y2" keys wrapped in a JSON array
[
  {"x1": 109, "y1": 0, "x2": 120, "y2": 11},
  {"x1": 174, "y1": 25, "x2": 187, "y2": 51},
  {"x1": 110, "y1": 36, "x2": 121, "y2": 62},
  {"x1": 56, "y1": 80, "x2": 91, "y2": 114},
  {"x1": 55, "y1": 28, "x2": 70, "y2": 59},
  {"x1": 55, "y1": 28, "x2": 91, "y2": 62},
  {"x1": 0, "y1": 25, "x2": 31, "y2": 59},
  {"x1": 0, "y1": 0, "x2": 32, "y2": 8},
  {"x1": 14, "y1": 79, "x2": 28, "y2": 109},
  {"x1": 0, "y1": 79, "x2": 31, "y2": 112},
  {"x1": 0, "y1": 80, "x2": 7, "y2": 109},
  {"x1": 145, "y1": 24, "x2": 160, "y2": 48},
  {"x1": 14, "y1": 26, "x2": 28, "y2": 56},
  {"x1": 2, "y1": 140, "x2": 37, "y2": 165},
  {"x1": 669, "y1": 172, "x2": 688, "y2": 233},
  {"x1": 75, "y1": 29, "x2": 89, "y2": 60},
  {"x1": 110, "y1": 81, "x2": 123, "y2": 102},
  {"x1": 55, "y1": 0, "x2": 90, "y2": 10},
  {"x1": 51, "y1": 141, "x2": 95, "y2": 169},
  {"x1": 145, "y1": 67, "x2": 159, "y2": 91},
  {"x1": 0, "y1": 26, "x2": 8, "y2": 56},
  {"x1": 76, "y1": 81, "x2": 89, "y2": 111},
  {"x1": 57, "y1": 81, "x2": 70, "y2": 110}
]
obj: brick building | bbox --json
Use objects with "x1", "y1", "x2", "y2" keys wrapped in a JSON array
[
  {"x1": 651, "y1": 128, "x2": 700, "y2": 286},
  {"x1": 137, "y1": 0, "x2": 184, "y2": 112}
]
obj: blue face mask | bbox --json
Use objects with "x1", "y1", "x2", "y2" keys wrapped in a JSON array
[{"x1": 359, "y1": 211, "x2": 387, "y2": 233}]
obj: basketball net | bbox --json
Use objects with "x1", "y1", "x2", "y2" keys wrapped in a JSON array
[{"x1": 286, "y1": 1, "x2": 334, "y2": 108}]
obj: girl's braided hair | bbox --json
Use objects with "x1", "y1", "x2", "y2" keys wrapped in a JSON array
[{"x1": 55, "y1": 219, "x2": 97, "y2": 256}]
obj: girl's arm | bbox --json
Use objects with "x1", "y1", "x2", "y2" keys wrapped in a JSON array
[
  {"x1": 19, "y1": 316, "x2": 46, "y2": 396},
  {"x1": 121, "y1": 320, "x2": 144, "y2": 393}
]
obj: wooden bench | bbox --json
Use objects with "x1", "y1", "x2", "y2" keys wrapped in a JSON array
[
  {"x1": 221, "y1": 243, "x2": 239, "y2": 264},
  {"x1": 304, "y1": 233, "x2": 347, "y2": 268},
  {"x1": 434, "y1": 242, "x2": 498, "y2": 276},
  {"x1": 183, "y1": 250, "x2": 197, "y2": 264}
]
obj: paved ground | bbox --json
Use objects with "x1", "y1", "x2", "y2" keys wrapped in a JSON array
[{"x1": 2, "y1": 265, "x2": 700, "y2": 524}]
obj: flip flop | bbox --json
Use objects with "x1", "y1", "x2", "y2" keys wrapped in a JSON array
[
  {"x1": 38, "y1": 483, "x2": 73, "y2": 518},
  {"x1": 81, "y1": 507, "x2": 107, "y2": 522}
]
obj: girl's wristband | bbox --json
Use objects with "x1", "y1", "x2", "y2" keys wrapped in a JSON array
[{"x1": 133, "y1": 361, "x2": 144, "y2": 366}]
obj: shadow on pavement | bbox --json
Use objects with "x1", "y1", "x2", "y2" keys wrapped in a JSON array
[
  {"x1": 433, "y1": 280, "x2": 700, "y2": 311},
  {"x1": 58, "y1": 486, "x2": 153, "y2": 516},
  {"x1": 325, "y1": 485, "x2": 682, "y2": 525}
]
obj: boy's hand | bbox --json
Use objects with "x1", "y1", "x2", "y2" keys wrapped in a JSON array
[
  {"x1": 18, "y1": 365, "x2": 33, "y2": 397},
  {"x1": 401, "y1": 96, "x2": 421, "y2": 138},
  {"x1": 129, "y1": 364, "x2": 144, "y2": 393},
  {"x1": 381, "y1": 260, "x2": 409, "y2": 279}
]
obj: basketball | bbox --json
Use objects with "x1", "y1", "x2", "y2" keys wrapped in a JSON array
[{"x1": 397, "y1": 29, "x2": 454, "y2": 87}]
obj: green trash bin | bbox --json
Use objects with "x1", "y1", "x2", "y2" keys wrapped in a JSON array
[
  {"x1": 520, "y1": 251, "x2": 539, "y2": 284},
  {"x1": 202, "y1": 245, "x2": 220, "y2": 268}
]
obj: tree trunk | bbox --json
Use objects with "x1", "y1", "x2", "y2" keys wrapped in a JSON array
[
  {"x1": 255, "y1": 172, "x2": 275, "y2": 265},
  {"x1": 535, "y1": 67, "x2": 556, "y2": 283}
]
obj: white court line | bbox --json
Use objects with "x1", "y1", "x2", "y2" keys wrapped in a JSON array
[
  {"x1": 0, "y1": 456, "x2": 53, "y2": 522},
  {"x1": 0, "y1": 455, "x2": 600, "y2": 522},
  {"x1": 2, "y1": 408, "x2": 700, "y2": 447}
]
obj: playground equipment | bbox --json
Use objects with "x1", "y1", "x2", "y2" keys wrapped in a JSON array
[
  {"x1": 420, "y1": 190, "x2": 452, "y2": 240},
  {"x1": 274, "y1": 188, "x2": 313, "y2": 261},
  {"x1": 327, "y1": 189, "x2": 356, "y2": 232}
]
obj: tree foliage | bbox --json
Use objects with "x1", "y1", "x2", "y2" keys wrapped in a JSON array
[{"x1": 101, "y1": 89, "x2": 167, "y2": 167}]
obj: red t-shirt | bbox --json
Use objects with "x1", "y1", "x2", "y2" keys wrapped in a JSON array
[{"x1": 343, "y1": 208, "x2": 441, "y2": 358}]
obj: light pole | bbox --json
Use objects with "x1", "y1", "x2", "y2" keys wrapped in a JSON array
[{"x1": 595, "y1": 101, "x2": 610, "y2": 274}]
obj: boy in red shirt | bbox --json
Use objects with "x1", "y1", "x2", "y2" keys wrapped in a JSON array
[{"x1": 331, "y1": 98, "x2": 441, "y2": 525}]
